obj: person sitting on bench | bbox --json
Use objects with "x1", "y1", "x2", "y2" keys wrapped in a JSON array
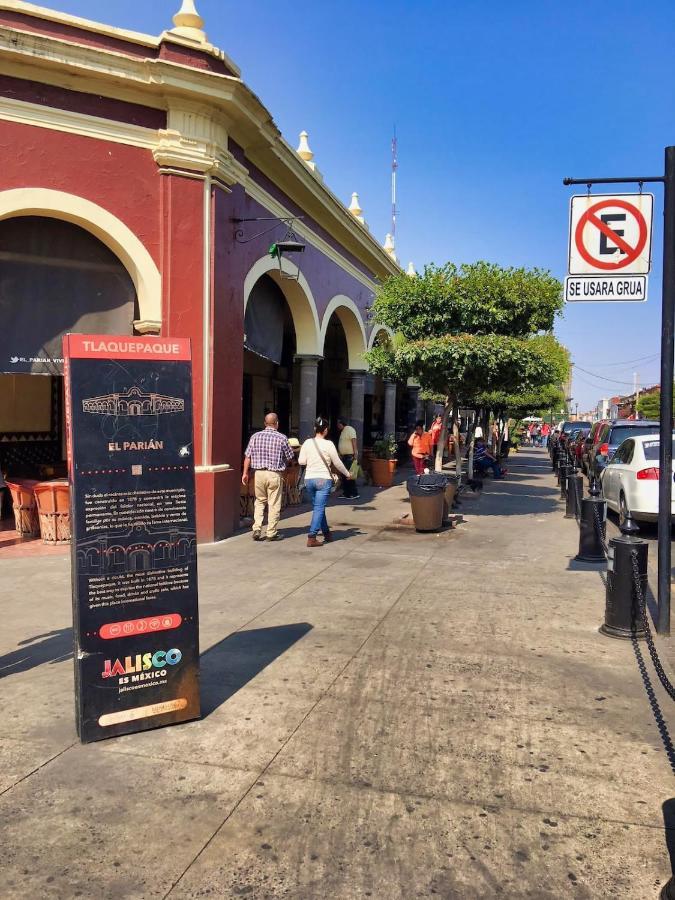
[{"x1": 474, "y1": 438, "x2": 504, "y2": 479}]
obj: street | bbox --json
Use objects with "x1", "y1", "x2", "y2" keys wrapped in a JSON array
[{"x1": 2, "y1": 450, "x2": 675, "y2": 899}]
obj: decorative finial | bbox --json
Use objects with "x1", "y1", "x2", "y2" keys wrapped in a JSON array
[
  {"x1": 297, "y1": 131, "x2": 314, "y2": 163},
  {"x1": 383, "y1": 233, "x2": 398, "y2": 262},
  {"x1": 349, "y1": 192, "x2": 365, "y2": 224},
  {"x1": 171, "y1": 0, "x2": 206, "y2": 43},
  {"x1": 406, "y1": 262, "x2": 416, "y2": 277}
]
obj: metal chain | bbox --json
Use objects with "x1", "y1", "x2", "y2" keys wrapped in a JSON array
[
  {"x1": 592, "y1": 501, "x2": 609, "y2": 557},
  {"x1": 630, "y1": 549, "x2": 675, "y2": 702}
]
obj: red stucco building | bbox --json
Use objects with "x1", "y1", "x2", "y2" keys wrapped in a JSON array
[{"x1": 0, "y1": 1, "x2": 420, "y2": 542}]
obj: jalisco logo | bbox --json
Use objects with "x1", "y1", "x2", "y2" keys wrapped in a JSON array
[{"x1": 101, "y1": 648, "x2": 183, "y2": 679}]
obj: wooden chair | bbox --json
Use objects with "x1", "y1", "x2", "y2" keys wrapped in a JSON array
[
  {"x1": 33, "y1": 481, "x2": 71, "y2": 544},
  {"x1": 6, "y1": 480, "x2": 40, "y2": 536},
  {"x1": 283, "y1": 465, "x2": 303, "y2": 507}
]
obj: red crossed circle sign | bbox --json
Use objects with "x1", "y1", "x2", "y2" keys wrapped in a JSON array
[{"x1": 574, "y1": 198, "x2": 648, "y2": 271}]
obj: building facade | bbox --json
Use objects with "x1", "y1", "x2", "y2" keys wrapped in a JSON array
[{"x1": 0, "y1": 1, "x2": 421, "y2": 541}]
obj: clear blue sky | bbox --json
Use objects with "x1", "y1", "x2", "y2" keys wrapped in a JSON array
[{"x1": 49, "y1": 0, "x2": 675, "y2": 412}]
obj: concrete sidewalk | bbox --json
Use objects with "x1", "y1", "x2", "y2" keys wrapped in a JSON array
[{"x1": 2, "y1": 450, "x2": 675, "y2": 898}]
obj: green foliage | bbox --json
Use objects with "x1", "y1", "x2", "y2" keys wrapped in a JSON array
[
  {"x1": 369, "y1": 261, "x2": 563, "y2": 341},
  {"x1": 637, "y1": 388, "x2": 673, "y2": 419},
  {"x1": 372, "y1": 434, "x2": 398, "y2": 459},
  {"x1": 365, "y1": 261, "x2": 566, "y2": 414}
]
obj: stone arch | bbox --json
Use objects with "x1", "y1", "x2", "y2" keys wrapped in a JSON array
[
  {"x1": 0, "y1": 188, "x2": 161, "y2": 332},
  {"x1": 367, "y1": 325, "x2": 395, "y2": 350},
  {"x1": 243, "y1": 255, "x2": 321, "y2": 356},
  {"x1": 320, "y1": 296, "x2": 368, "y2": 371}
]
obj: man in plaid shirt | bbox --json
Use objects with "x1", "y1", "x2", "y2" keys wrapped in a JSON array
[{"x1": 242, "y1": 412, "x2": 294, "y2": 541}]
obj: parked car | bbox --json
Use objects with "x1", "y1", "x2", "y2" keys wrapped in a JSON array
[
  {"x1": 558, "y1": 420, "x2": 592, "y2": 454},
  {"x1": 570, "y1": 427, "x2": 591, "y2": 467},
  {"x1": 601, "y1": 433, "x2": 675, "y2": 523},
  {"x1": 581, "y1": 421, "x2": 606, "y2": 476},
  {"x1": 587, "y1": 419, "x2": 661, "y2": 482}
]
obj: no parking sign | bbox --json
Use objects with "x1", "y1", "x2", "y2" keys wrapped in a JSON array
[{"x1": 565, "y1": 193, "x2": 653, "y2": 302}]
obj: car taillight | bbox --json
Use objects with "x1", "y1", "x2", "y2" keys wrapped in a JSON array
[
  {"x1": 599, "y1": 443, "x2": 609, "y2": 456},
  {"x1": 637, "y1": 467, "x2": 660, "y2": 480}
]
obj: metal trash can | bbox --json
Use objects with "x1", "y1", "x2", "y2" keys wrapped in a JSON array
[{"x1": 407, "y1": 473, "x2": 446, "y2": 532}]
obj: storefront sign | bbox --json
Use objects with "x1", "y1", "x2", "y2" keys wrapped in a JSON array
[{"x1": 63, "y1": 334, "x2": 200, "y2": 743}]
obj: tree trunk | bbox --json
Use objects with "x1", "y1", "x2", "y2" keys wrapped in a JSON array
[
  {"x1": 452, "y1": 403, "x2": 462, "y2": 478},
  {"x1": 435, "y1": 397, "x2": 452, "y2": 472},
  {"x1": 467, "y1": 413, "x2": 475, "y2": 479}
]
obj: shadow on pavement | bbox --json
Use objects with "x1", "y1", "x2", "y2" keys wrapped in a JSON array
[
  {"x1": 200, "y1": 622, "x2": 313, "y2": 717},
  {"x1": 0, "y1": 628, "x2": 72, "y2": 678}
]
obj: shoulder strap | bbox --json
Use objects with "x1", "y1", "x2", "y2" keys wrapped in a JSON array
[{"x1": 312, "y1": 438, "x2": 333, "y2": 476}]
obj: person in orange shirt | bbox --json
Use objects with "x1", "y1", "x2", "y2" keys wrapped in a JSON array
[
  {"x1": 408, "y1": 420, "x2": 433, "y2": 475},
  {"x1": 429, "y1": 414, "x2": 443, "y2": 457}
]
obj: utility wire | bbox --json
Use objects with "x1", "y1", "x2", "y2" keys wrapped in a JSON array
[
  {"x1": 585, "y1": 351, "x2": 660, "y2": 368},
  {"x1": 573, "y1": 363, "x2": 662, "y2": 386}
]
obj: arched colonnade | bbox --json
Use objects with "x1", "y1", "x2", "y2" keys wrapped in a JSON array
[{"x1": 242, "y1": 255, "x2": 402, "y2": 447}]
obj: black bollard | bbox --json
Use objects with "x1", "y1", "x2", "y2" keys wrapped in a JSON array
[
  {"x1": 559, "y1": 463, "x2": 570, "y2": 498},
  {"x1": 575, "y1": 477, "x2": 607, "y2": 562},
  {"x1": 565, "y1": 471, "x2": 583, "y2": 519},
  {"x1": 600, "y1": 510, "x2": 647, "y2": 640}
]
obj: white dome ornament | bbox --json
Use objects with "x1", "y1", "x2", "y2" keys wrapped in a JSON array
[
  {"x1": 349, "y1": 192, "x2": 365, "y2": 225},
  {"x1": 383, "y1": 233, "x2": 398, "y2": 263},
  {"x1": 406, "y1": 261, "x2": 416, "y2": 277},
  {"x1": 297, "y1": 131, "x2": 317, "y2": 171},
  {"x1": 171, "y1": 0, "x2": 207, "y2": 42}
]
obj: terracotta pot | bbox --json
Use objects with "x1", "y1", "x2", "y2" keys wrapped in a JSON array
[{"x1": 371, "y1": 457, "x2": 396, "y2": 488}]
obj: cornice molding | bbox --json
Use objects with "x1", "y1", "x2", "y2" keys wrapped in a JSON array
[
  {"x1": 0, "y1": 18, "x2": 401, "y2": 280},
  {"x1": 0, "y1": 93, "x2": 157, "y2": 148}
]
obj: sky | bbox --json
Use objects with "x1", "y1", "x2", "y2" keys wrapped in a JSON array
[{"x1": 47, "y1": 0, "x2": 675, "y2": 413}]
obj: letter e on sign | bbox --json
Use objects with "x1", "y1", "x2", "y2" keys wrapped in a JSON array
[{"x1": 568, "y1": 193, "x2": 653, "y2": 275}]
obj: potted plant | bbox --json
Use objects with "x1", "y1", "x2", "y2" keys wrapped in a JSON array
[{"x1": 371, "y1": 434, "x2": 398, "y2": 487}]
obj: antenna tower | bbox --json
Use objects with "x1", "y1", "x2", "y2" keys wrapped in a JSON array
[{"x1": 391, "y1": 128, "x2": 398, "y2": 242}]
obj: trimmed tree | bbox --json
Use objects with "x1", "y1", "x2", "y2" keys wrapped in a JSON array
[{"x1": 365, "y1": 262, "x2": 564, "y2": 473}]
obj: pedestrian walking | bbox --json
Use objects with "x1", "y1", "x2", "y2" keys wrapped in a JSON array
[
  {"x1": 541, "y1": 422, "x2": 551, "y2": 448},
  {"x1": 337, "y1": 417, "x2": 359, "y2": 500},
  {"x1": 298, "y1": 417, "x2": 352, "y2": 547},
  {"x1": 242, "y1": 412, "x2": 294, "y2": 542},
  {"x1": 408, "y1": 420, "x2": 433, "y2": 475}
]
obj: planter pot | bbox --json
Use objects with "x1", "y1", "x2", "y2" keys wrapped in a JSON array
[{"x1": 371, "y1": 457, "x2": 396, "y2": 488}]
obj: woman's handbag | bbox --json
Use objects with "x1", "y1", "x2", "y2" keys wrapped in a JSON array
[{"x1": 312, "y1": 439, "x2": 340, "y2": 493}]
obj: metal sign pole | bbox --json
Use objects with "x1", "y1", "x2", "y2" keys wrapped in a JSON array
[
  {"x1": 657, "y1": 146, "x2": 675, "y2": 635},
  {"x1": 564, "y1": 158, "x2": 671, "y2": 634}
]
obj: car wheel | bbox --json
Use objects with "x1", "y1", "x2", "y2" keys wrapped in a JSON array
[{"x1": 619, "y1": 492, "x2": 629, "y2": 527}]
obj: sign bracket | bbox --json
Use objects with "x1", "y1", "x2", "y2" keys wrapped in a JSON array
[{"x1": 563, "y1": 148, "x2": 675, "y2": 636}]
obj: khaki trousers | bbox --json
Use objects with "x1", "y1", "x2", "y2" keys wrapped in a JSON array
[{"x1": 253, "y1": 470, "x2": 283, "y2": 538}]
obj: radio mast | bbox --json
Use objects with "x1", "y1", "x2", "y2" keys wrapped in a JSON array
[{"x1": 391, "y1": 128, "x2": 398, "y2": 243}]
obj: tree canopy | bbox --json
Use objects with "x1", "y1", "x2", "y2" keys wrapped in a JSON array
[
  {"x1": 365, "y1": 261, "x2": 566, "y2": 469},
  {"x1": 637, "y1": 388, "x2": 672, "y2": 420},
  {"x1": 366, "y1": 262, "x2": 566, "y2": 410}
]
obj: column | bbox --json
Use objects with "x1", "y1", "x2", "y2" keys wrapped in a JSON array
[
  {"x1": 406, "y1": 385, "x2": 421, "y2": 431},
  {"x1": 349, "y1": 370, "x2": 366, "y2": 449},
  {"x1": 383, "y1": 379, "x2": 397, "y2": 437},
  {"x1": 296, "y1": 355, "x2": 322, "y2": 441}
]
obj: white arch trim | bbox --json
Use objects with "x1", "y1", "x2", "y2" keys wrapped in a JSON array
[
  {"x1": 0, "y1": 188, "x2": 162, "y2": 331},
  {"x1": 243, "y1": 255, "x2": 321, "y2": 356},
  {"x1": 320, "y1": 295, "x2": 368, "y2": 371},
  {"x1": 367, "y1": 324, "x2": 395, "y2": 350}
]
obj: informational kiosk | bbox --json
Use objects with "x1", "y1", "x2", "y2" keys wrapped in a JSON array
[{"x1": 63, "y1": 334, "x2": 200, "y2": 743}]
